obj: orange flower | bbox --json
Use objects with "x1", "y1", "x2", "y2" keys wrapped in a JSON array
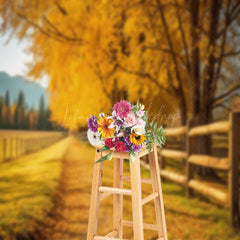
[{"x1": 97, "y1": 117, "x2": 115, "y2": 138}]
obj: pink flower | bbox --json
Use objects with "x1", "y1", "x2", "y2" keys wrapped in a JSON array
[
  {"x1": 137, "y1": 118, "x2": 146, "y2": 127},
  {"x1": 125, "y1": 113, "x2": 137, "y2": 127},
  {"x1": 136, "y1": 110, "x2": 145, "y2": 117},
  {"x1": 113, "y1": 100, "x2": 132, "y2": 119}
]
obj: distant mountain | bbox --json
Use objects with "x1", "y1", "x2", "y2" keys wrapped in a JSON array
[{"x1": 0, "y1": 71, "x2": 48, "y2": 110}]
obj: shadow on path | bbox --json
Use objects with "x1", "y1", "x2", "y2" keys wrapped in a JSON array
[{"x1": 35, "y1": 137, "x2": 94, "y2": 240}]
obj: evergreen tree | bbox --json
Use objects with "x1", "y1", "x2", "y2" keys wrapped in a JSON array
[
  {"x1": 0, "y1": 96, "x2": 4, "y2": 127},
  {"x1": 16, "y1": 91, "x2": 25, "y2": 109},
  {"x1": 45, "y1": 108, "x2": 53, "y2": 130},
  {"x1": 38, "y1": 95, "x2": 46, "y2": 129},
  {"x1": 15, "y1": 91, "x2": 25, "y2": 128},
  {"x1": 2, "y1": 90, "x2": 10, "y2": 128},
  {"x1": 4, "y1": 90, "x2": 10, "y2": 107}
]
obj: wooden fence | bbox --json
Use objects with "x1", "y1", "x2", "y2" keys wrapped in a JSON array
[
  {"x1": 0, "y1": 132, "x2": 68, "y2": 162},
  {"x1": 157, "y1": 112, "x2": 240, "y2": 228}
]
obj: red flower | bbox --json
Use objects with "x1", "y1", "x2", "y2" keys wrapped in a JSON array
[
  {"x1": 115, "y1": 141, "x2": 125, "y2": 152},
  {"x1": 105, "y1": 138, "x2": 115, "y2": 148}
]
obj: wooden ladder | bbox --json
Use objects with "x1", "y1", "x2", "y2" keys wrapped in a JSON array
[{"x1": 87, "y1": 145, "x2": 168, "y2": 240}]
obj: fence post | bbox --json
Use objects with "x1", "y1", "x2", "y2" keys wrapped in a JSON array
[
  {"x1": 16, "y1": 136, "x2": 19, "y2": 158},
  {"x1": 229, "y1": 112, "x2": 240, "y2": 228},
  {"x1": 186, "y1": 119, "x2": 195, "y2": 198},
  {"x1": 23, "y1": 138, "x2": 26, "y2": 154},
  {"x1": 10, "y1": 137, "x2": 13, "y2": 160},
  {"x1": 3, "y1": 138, "x2": 6, "y2": 161},
  {"x1": 21, "y1": 138, "x2": 23, "y2": 156}
]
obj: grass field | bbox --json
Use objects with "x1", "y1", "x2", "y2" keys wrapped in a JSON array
[
  {"x1": 0, "y1": 137, "x2": 70, "y2": 240},
  {"x1": 0, "y1": 136, "x2": 240, "y2": 240},
  {"x1": 0, "y1": 130, "x2": 60, "y2": 138}
]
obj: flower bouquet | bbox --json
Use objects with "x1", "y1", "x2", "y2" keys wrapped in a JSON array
[{"x1": 87, "y1": 100, "x2": 167, "y2": 163}]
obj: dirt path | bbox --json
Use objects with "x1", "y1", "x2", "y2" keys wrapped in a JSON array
[{"x1": 36, "y1": 137, "x2": 95, "y2": 240}]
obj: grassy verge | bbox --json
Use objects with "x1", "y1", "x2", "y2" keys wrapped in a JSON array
[{"x1": 0, "y1": 138, "x2": 69, "y2": 240}]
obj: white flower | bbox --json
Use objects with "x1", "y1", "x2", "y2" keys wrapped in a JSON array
[
  {"x1": 131, "y1": 125, "x2": 145, "y2": 135},
  {"x1": 108, "y1": 110, "x2": 124, "y2": 132},
  {"x1": 87, "y1": 129, "x2": 103, "y2": 146},
  {"x1": 139, "y1": 103, "x2": 145, "y2": 111}
]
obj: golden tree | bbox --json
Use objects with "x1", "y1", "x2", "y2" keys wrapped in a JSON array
[{"x1": 0, "y1": 0, "x2": 239, "y2": 131}]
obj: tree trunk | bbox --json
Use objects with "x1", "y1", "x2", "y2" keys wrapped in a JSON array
[
  {"x1": 178, "y1": 91, "x2": 187, "y2": 126},
  {"x1": 189, "y1": 0, "x2": 221, "y2": 177},
  {"x1": 189, "y1": 0, "x2": 200, "y2": 116}
]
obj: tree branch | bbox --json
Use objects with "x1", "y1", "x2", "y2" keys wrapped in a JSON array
[
  {"x1": 117, "y1": 63, "x2": 172, "y2": 94},
  {"x1": 174, "y1": 0, "x2": 191, "y2": 73},
  {"x1": 213, "y1": 0, "x2": 231, "y2": 93},
  {"x1": 212, "y1": 84, "x2": 240, "y2": 103},
  {"x1": 16, "y1": 12, "x2": 84, "y2": 45},
  {"x1": 222, "y1": 50, "x2": 240, "y2": 57},
  {"x1": 54, "y1": 1, "x2": 67, "y2": 15}
]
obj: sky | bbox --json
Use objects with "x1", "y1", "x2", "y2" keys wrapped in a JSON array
[{"x1": 0, "y1": 34, "x2": 48, "y2": 87}]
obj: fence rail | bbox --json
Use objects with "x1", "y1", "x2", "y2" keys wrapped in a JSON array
[
  {"x1": 158, "y1": 112, "x2": 240, "y2": 228},
  {"x1": 0, "y1": 132, "x2": 68, "y2": 162}
]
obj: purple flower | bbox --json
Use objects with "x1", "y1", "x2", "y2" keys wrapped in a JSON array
[
  {"x1": 132, "y1": 144, "x2": 141, "y2": 153},
  {"x1": 88, "y1": 115, "x2": 99, "y2": 132},
  {"x1": 125, "y1": 135, "x2": 131, "y2": 146},
  {"x1": 124, "y1": 145, "x2": 130, "y2": 152}
]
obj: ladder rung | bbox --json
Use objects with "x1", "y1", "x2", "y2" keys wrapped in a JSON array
[
  {"x1": 100, "y1": 192, "x2": 112, "y2": 200},
  {"x1": 121, "y1": 220, "x2": 158, "y2": 231},
  {"x1": 120, "y1": 175, "x2": 152, "y2": 184},
  {"x1": 142, "y1": 192, "x2": 159, "y2": 205},
  {"x1": 104, "y1": 230, "x2": 118, "y2": 237},
  {"x1": 94, "y1": 236, "x2": 127, "y2": 240},
  {"x1": 99, "y1": 186, "x2": 132, "y2": 195}
]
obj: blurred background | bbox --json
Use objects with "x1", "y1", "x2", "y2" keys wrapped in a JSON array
[{"x1": 0, "y1": 0, "x2": 240, "y2": 239}]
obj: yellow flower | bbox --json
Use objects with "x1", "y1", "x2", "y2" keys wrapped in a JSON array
[
  {"x1": 130, "y1": 133, "x2": 146, "y2": 145},
  {"x1": 97, "y1": 117, "x2": 115, "y2": 138}
]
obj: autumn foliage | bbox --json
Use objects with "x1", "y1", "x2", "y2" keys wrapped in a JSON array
[{"x1": 0, "y1": 0, "x2": 239, "y2": 130}]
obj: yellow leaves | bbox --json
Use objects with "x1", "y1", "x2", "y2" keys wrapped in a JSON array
[{"x1": 1, "y1": 0, "x2": 184, "y2": 128}]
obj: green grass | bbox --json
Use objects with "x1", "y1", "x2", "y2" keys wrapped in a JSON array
[
  {"x1": 0, "y1": 139, "x2": 69, "y2": 240},
  {"x1": 161, "y1": 180, "x2": 240, "y2": 240}
]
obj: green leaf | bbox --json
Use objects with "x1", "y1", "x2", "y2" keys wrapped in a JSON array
[
  {"x1": 153, "y1": 122, "x2": 157, "y2": 132},
  {"x1": 98, "y1": 145, "x2": 110, "y2": 152},
  {"x1": 95, "y1": 152, "x2": 113, "y2": 164},
  {"x1": 150, "y1": 120, "x2": 154, "y2": 129}
]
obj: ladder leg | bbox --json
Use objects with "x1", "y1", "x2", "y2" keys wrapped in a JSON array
[
  {"x1": 149, "y1": 146, "x2": 168, "y2": 240},
  {"x1": 87, "y1": 150, "x2": 104, "y2": 240},
  {"x1": 130, "y1": 156, "x2": 144, "y2": 240},
  {"x1": 113, "y1": 158, "x2": 123, "y2": 238}
]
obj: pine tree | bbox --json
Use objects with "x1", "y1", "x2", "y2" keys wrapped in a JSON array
[
  {"x1": 0, "y1": 96, "x2": 4, "y2": 127},
  {"x1": 16, "y1": 91, "x2": 25, "y2": 109},
  {"x1": 15, "y1": 91, "x2": 25, "y2": 128},
  {"x1": 45, "y1": 108, "x2": 52, "y2": 130},
  {"x1": 38, "y1": 95, "x2": 46, "y2": 130},
  {"x1": 2, "y1": 90, "x2": 10, "y2": 128},
  {"x1": 4, "y1": 90, "x2": 10, "y2": 107}
]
